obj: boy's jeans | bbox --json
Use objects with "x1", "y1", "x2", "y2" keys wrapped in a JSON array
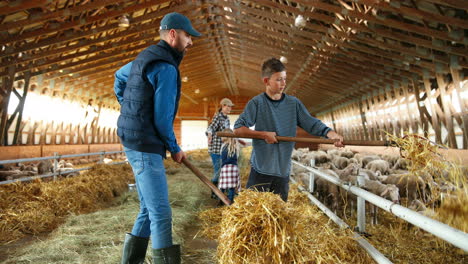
[{"x1": 124, "y1": 147, "x2": 172, "y2": 249}]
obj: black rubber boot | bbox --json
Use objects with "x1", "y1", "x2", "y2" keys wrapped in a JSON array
[
  {"x1": 152, "y1": 244, "x2": 181, "y2": 264},
  {"x1": 121, "y1": 233, "x2": 149, "y2": 264}
]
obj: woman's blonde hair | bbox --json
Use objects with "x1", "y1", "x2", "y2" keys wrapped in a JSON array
[{"x1": 220, "y1": 128, "x2": 240, "y2": 158}]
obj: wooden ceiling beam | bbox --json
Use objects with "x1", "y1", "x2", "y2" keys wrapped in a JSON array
[
  {"x1": 293, "y1": 0, "x2": 462, "y2": 42},
  {"x1": 356, "y1": 0, "x2": 467, "y2": 29},
  {"x1": 0, "y1": 0, "x2": 127, "y2": 32},
  {"x1": 251, "y1": 0, "x2": 466, "y2": 56},
  {"x1": 0, "y1": 3, "x2": 199, "y2": 58},
  {"x1": 0, "y1": 0, "x2": 50, "y2": 16},
  {"x1": 1, "y1": 0, "x2": 171, "y2": 46}
]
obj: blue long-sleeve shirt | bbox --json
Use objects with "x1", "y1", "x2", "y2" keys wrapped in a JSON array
[
  {"x1": 234, "y1": 93, "x2": 331, "y2": 177},
  {"x1": 114, "y1": 61, "x2": 180, "y2": 154}
]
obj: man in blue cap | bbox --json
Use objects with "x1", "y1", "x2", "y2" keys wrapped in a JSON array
[{"x1": 114, "y1": 12, "x2": 201, "y2": 264}]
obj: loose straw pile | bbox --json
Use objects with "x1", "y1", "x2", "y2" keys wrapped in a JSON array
[
  {"x1": 0, "y1": 164, "x2": 134, "y2": 244},
  {"x1": 199, "y1": 187, "x2": 373, "y2": 264}
]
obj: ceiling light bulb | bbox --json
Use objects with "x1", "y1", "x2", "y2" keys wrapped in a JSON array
[
  {"x1": 182, "y1": 76, "x2": 189, "y2": 82},
  {"x1": 194, "y1": 89, "x2": 200, "y2": 94},
  {"x1": 294, "y1": 15, "x2": 306, "y2": 28},
  {"x1": 280, "y1": 56, "x2": 288, "y2": 64},
  {"x1": 119, "y1": 15, "x2": 130, "y2": 28}
]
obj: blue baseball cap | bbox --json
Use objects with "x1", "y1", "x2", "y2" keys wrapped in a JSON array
[{"x1": 159, "y1": 12, "x2": 201, "y2": 37}]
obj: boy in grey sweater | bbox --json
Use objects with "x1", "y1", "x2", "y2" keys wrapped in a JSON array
[{"x1": 233, "y1": 58, "x2": 344, "y2": 201}]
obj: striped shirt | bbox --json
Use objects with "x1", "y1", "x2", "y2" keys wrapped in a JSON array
[
  {"x1": 206, "y1": 111, "x2": 230, "y2": 154},
  {"x1": 234, "y1": 93, "x2": 331, "y2": 178}
]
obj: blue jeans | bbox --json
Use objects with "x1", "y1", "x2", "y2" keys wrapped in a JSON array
[
  {"x1": 210, "y1": 153, "x2": 221, "y2": 182},
  {"x1": 246, "y1": 167, "x2": 290, "y2": 202},
  {"x1": 124, "y1": 147, "x2": 172, "y2": 249}
]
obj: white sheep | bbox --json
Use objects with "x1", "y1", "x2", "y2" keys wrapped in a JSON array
[
  {"x1": 363, "y1": 179, "x2": 400, "y2": 204},
  {"x1": 359, "y1": 168, "x2": 381, "y2": 181},
  {"x1": 379, "y1": 174, "x2": 426, "y2": 204},
  {"x1": 361, "y1": 155, "x2": 381, "y2": 168},
  {"x1": 392, "y1": 157, "x2": 409, "y2": 170},
  {"x1": 365, "y1": 160, "x2": 390, "y2": 175},
  {"x1": 332, "y1": 156, "x2": 350, "y2": 170}
]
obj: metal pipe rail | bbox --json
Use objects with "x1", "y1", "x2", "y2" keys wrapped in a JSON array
[
  {"x1": 0, "y1": 151, "x2": 125, "y2": 185},
  {"x1": 290, "y1": 177, "x2": 393, "y2": 264},
  {"x1": 292, "y1": 160, "x2": 468, "y2": 253},
  {"x1": 0, "y1": 151, "x2": 123, "y2": 165}
]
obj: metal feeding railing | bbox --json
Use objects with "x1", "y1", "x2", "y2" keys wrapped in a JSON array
[
  {"x1": 0, "y1": 151, "x2": 126, "y2": 185},
  {"x1": 291, "y1": 160, "x2": 468, "y2": 264}
]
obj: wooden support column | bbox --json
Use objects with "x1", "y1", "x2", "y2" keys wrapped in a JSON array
[
  {"x1": 436, "y1": 73, "x2": 457, "y2": 148},
  {"x1": 392, "y1": 87, "x2": 404, "y2": 137},
  {"x1": 12, "y1": 71, "x2": 31, "y2": 145},
  {"x1": 0, "y1": 66, "x2": 15, "y2": 145},
  {"x1": 359, "y1": 100, "x2": 370, "y2": 140},
  {"x1": 402, "y1": 85, "x2": 417, "y2": 134},
  {"x1": 91, "y1": 100, "x2": 102, "y2": 144},
  {"x1": 450, "y1": 67, "x2": 468, "y2": 149},
  {"x1": 423, "y1": 77, "x2": 442, "y2": 143},
  {"x1": 364, "y1": 96, "x2": 376, "y2": 141},
  {"x1": 330, "y1": 109, "x2": 337, "y2": 132}
]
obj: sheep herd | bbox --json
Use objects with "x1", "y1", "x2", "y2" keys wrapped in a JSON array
[
  {"x1": 0, "y1": 154, "x2": 125, "y2": 182},
  {"x1": 291, "y1": 148, "x2": 460, "y2": 218}
]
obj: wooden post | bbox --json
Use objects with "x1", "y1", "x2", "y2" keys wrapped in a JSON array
[
  {"x1": 12, "y1": 72, "x2": 30, "y2": 145},
  {"x1": 0, "y1": 66, "x2": 15, "y2": 145},
  {"x1": 359, "y1": 100, "x2": 369, "y2": 140},
  {"x1": 450, "y1": 67, "x2": 467, "y2": 149},
  {"x1": 423, "y1": 77, "x2": 442, "y2": 143},
  {"x1": 436, "y1": 73, "x2": 457, "y2": 148}
]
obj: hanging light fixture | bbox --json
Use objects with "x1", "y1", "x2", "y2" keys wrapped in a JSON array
[
  {"x1": 118, "y1": 15, "x2": 130, "y2": 28},
  {"x1": 280, "y1": 56, "x2": 288, "y2": 64},
  {"x1": 294, "y1": 15, "x2": 306, "y2": 28}
]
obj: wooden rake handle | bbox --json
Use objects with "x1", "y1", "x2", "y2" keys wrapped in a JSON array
[
  {"x1": 182, "y1": 157, "x2": 232, "y2": 206},
  {"x1": 216, "y1": 132, "x2": 393, "y2": 147}
]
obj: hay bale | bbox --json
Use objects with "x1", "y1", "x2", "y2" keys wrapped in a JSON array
[{"x1": 199, "y1": 187, "x2": 372, "y2": 263}]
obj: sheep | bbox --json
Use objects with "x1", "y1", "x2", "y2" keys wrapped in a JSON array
[
  {"x1": 57, "y1": 167, "x2": 79, "y2": 177},
  {"x1": 294, "y1": 172, "x2": 310, "y2": 187},
  {"x1": 332, "y1": 156, "x2": 350, "y2": 170},
  {"x1": 359, "y1": 168, "x2": 381, "y2": 181},
  {"x1": 382, "y1": 154, "x2": 399, "y2": 167},
  {"x1": 316, "y1": 177, "x2": 341, "y2": 212},
  {"x1": 291, "y1": 149, "x2": 305, "y2": 161},
  {"x1": 362, "y1": 180, "x2": 400, "y2": 204},
  {"x1": 313, "y1": 150, "x2": 331, "y2": 164},
  {"x1": 348, "y1": 157, "x2": 359, "y2": 165},
  {"x1": 409, "y1": 199, "x2": 436, "y2": 218},
  {"x1": 379, "y1": 174, "x2": 426, "y2": 204},
  {"x1": 361, "y1": 155, "x2": 381, "y2": 168},
  {"x1": 365, "y1": 160, "x2": 390, "y2": 175},
  {"x1": 340, "y1": 149, "x2": 355, "y2": 159},
  {"x1": 332, "y1": 163, "x2": 360, "y2": 182},
  {"x1": 314, "y1": 167, "x2": 341, "y2": 210},
  {"x1": 392, "y1": 157, "x2": 409, "y2": 170},
  {"x1": 0, "y1": 170, "x2": 22, "y2": 181},
  {"x1": 38, "y1": 160, "x2": 53, "y2": 174},
  {"x1": 291, "y1": 164, "x2": 309, "y2": 176},
  {"x1": 327, "y1": 149, "x2": 341, "y2": 157}
]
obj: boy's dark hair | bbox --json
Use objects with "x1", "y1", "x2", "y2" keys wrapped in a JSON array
[{"x1": 261, "y1": 57, "x2": 286, "y2": 78}]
